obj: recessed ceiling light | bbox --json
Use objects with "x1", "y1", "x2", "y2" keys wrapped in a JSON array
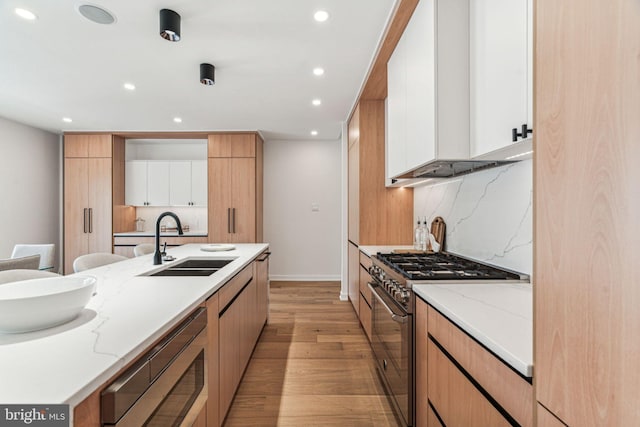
[
  {"x1": 123, "y1": 83, "x2": 136, "y2": 91},
  {"x1": 77, "y1": 4, "x2": 116, "y2": 25},
  {"x1": 173, "y1": 117, "x2": 182, "y2": 123},
  {"x1": 314, "y1": 10, "x2": 329, "y2": 22},
  {"x1": 62, "y1": 117, "x2": 72, "y2": 123},
  {"x1": 313, "y1": 68, "x2": 325, "y2": 76},
  {"x1": 312, "y1": 99, "x2": 322, "y2": 106},
  {"x1": 15, "y1": 8, "x2": 37, "y2": 20},
  {"x1": 310, "y1": 130, "x2": 318, "y2": 136}
]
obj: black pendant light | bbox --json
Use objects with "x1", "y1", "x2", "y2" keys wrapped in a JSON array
[
  {"x1": 159, "y1": 9, "x2": 180, "y2": 41},
  {"x1": 200, "y1": 63, "x2": 215, "y2": 85}
]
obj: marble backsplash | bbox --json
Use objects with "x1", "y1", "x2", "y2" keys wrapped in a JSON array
[
  {"x1": 413, "y1": 159, "x2": 532, "y2": 275},
  {"x1": 134, "y1": 207, "x2": 208, "y2": 233}
]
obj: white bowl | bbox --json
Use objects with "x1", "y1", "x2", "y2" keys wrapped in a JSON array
[{"x1": 0, "y1": 275, "x2": 97, "y2": 333}]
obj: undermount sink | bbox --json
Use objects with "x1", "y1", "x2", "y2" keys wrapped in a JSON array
[
  {"x1": 145, "y1": 257, "x2": 235, "y2": 277},
  {"x1": 0, "y1": 275, "x2": 97, "y2": 334}
]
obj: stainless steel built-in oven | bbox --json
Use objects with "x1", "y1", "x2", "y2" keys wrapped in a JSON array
[
  {"x1": 368, "y1": 282, "x2": 413, "y2": 426},
  {"x1": 101, "y1": 307, "x2": 207, "y2": 427},
  {"x1": 367, "y1": 251, "x2": 528, "y2": 426}
]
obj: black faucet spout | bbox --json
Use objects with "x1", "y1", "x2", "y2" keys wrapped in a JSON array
[{"x1": 154, "y1": 212, "x2": 184, "y2": 265}]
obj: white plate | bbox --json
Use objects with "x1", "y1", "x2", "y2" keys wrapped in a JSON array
[{"x1": 200, "y1": 244, "x2": 236, "y2": 252}]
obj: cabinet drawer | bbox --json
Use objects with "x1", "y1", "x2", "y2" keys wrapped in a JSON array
[
  {"x1": 218, "y1": 264, "x2": 253, "y2": 313},
  {"x1": 428, "y1": 306, "x2": 532, "y2": 427},
  {"x1": 358, "y1": 295, "x2": 371, "y2": 341},
  {"x1": 359, "y1": 265, "x2": 371, "y2": 306},
  {"x1": 428, "y1": 339, "x2": 511, "y2": 427},
  {"x1": 359, "y1": 251, "x2": 372, "y2": 270}
]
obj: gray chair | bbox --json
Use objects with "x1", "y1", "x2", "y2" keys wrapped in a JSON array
[
  {"x1": 11, "y1": 244, "x2": 55, "y2": 271},
  {"x1": 73, "y1": 253, "x2": 127, "y2": 273},
  {"x1": 0, "y1": 255, "x2": 41, "y2": 272},
  {"x1": 133, "y1": 243, "x2": 155, "y2": 257},
  {"x1": 0, "y1": 269, "x2": 60, "y2": 285}
]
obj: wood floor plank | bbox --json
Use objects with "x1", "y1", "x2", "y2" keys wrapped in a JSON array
[{"x1": 222, "y1": 281, "x2": 400, "y2": 427}]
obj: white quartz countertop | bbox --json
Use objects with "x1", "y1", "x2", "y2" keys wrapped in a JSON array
[
  {"x1": 113, "y1": 231, "x2": 208, "y2": 237},
  {"x1": 358, "y1": 245, "x2": 415, "y2": 257},
  {"x1": 413, "y1": 283, "x2": 533, "y2": 377},
  {"x1": 0, "y1": 243, "x2": 268, "y2": 408}
]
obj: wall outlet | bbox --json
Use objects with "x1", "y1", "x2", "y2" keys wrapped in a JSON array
[{"x1": 311, "y1": 203, "x2": 320, "y2": 212}]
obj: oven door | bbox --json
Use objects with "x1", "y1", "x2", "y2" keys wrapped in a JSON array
[{"x1": 369, "y1": 283, "x2": 413, "y2": 426}]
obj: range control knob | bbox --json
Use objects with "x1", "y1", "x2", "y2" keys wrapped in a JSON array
[{"x1": 400, "y1": 290, "x2": 410, "y2": 303}]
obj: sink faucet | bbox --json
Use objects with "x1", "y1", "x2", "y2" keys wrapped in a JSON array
[{"x1": 154, "y1": 212, "x2": 184, "y2": 265}]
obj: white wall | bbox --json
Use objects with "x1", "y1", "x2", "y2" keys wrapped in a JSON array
[
  {"x1": 414, "y1": 159, "x2": 533, "y2": 275},
  {"x1": 264, "y1": 139, "x2": 342, "y2": 281},
  {"x1": 0, "y1": 117, "x2": 61, "y2": 269}
]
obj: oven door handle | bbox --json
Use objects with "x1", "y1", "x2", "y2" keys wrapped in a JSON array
[{"x1": 368, "y1": 283, "x2": 409, "y2": 324}]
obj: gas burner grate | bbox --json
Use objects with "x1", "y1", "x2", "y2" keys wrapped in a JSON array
[{"x1": 376, "y1": 252, "x2": 522, "y2": 281}]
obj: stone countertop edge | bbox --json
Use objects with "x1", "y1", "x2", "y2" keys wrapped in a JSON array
[
  {"x1": 0, "y1": 243, "x2": 268, "y2": 409},
  {"x1": 413, "y1": 283, "x2": 533, "y2": 378}
]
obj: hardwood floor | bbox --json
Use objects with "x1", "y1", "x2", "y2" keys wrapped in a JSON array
[{"x1": 222, "y1": 281, "x2": 401, "y2": 427}]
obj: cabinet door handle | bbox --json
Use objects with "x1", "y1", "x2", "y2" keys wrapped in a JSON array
[
  {"x1": 88, "y1": 208, "x2": 93, "y2": 233},
  {"x1": 232, "y1": 208, "x2": 236, "y2": 233},
  {"x1": 512, "y1": 123, "x2": 533, "y2": 142},
  {"x1": 227, "y1": 208, "x2": 231, "y2": 233},
  {"x1": 83, "y1": 208, "x2": 88, "y2": 233}
]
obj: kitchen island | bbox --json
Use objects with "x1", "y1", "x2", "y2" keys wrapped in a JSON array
[{"x1": 0, "y1": 243, "x2": 268, "y2": 422}]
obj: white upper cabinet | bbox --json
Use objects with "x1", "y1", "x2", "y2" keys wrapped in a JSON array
[
  {"x1": 169, "y1": 160, "x2": 208, "y2": 206},
  {"x1": 169, "y1": 161, "x2": 192, "y2": 206},
  {"x1": 125, "y1": 161, "x2": 148, "y2": 206},
  {"x1": 125, "y1": 161, "x2": 170, "y2": 206},
  {"x1": 470, "y1": 0, "x2": 532, "y2": 157},
  {"x1": 386, "y1": 0, "x2": 469, "y2": 180},
  {"x1": 190, "y1": 160, "x2": 208, "y2": 206},
  {"x1": 126, "y1": 160, "x2": 206, "y2": 207},
  {"x1": 146, "y1": 161, "x2": 170, "y2": 206}
]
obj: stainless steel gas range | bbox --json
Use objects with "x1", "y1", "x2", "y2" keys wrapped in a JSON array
[{"x1": 366, "y1": 251, "x2": 528, "y2": 426}]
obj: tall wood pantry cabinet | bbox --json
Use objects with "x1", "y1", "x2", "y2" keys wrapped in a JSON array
[
  {"x1": 208, "y1": 133, "x2": 264, "y2": 243},
  {"x1": 535, "y1": 0, "x2": 640, "y2": 425},
  {"x1": 347, "y1": 101, "x2": 413, "y2": 316},
  {"x1": 63, "y1": 135, "x2": 119, "y2": 274}
]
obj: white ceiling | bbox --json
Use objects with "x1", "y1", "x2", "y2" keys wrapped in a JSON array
[{"x1": 0, "y1": 0, "x2": 396, "y2": 141}]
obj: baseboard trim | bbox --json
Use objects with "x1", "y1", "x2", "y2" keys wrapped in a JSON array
[
  {"x1": 339, "y1": 291, "x2": 348, "y2": 301},
  {"x1": 269, "y1": 275, "x2": 341, "y2": 282}
]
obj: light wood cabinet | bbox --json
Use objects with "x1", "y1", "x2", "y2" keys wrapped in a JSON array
[
  {"x1": 358, "y1": 252, "x2": 373, "y2": 340},
  {"x1": 218, "y1": 262, "x2": 264, "y2": 425},
  {"x1": 254, "y1": 250, "x2": 270, "y2": 328},
  {"x1": 385, "y1": 0, "x2": 469, "y2": 179},
  {"x1": 347, "y1": 242, "x2": 360, "y2": 316},
  {"x1": 208, "y1": 134, "x2": 263, "y2": 243},
  {"x1": 348, "y1": 101, "x2": 413, "y2": 247},
  {"x1": 206, "y1": 293, "x2": 219, "y2": 427},
  {"x1": 428, "y1": 339, "x2": 511, "y2": 427},
  {"x1": 470, "y1": 0, "x2": 532, "y2": 157},
  {"x1": 64, "y1": 134, "x2": 112, "y2": 158},
  {"x1": 415, "y1": 297, "x2": 428, "y2": 427},
  {"x1": 208, "y1": 134, "x2": 256, "y2": 158},
  {"x1": 534, "y1": 0, "x2": 640, "y2": 425},
  {"x1": 417, "y1": 300, "x2": 532, "y2": 427},
  {"x1": 64, "y1": 138, "x2": 113, "y2": 274}
]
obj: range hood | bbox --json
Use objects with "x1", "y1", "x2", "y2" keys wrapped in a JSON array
[{"x1": 392, "y1": 138, "x2": 532, "y2": 180}]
